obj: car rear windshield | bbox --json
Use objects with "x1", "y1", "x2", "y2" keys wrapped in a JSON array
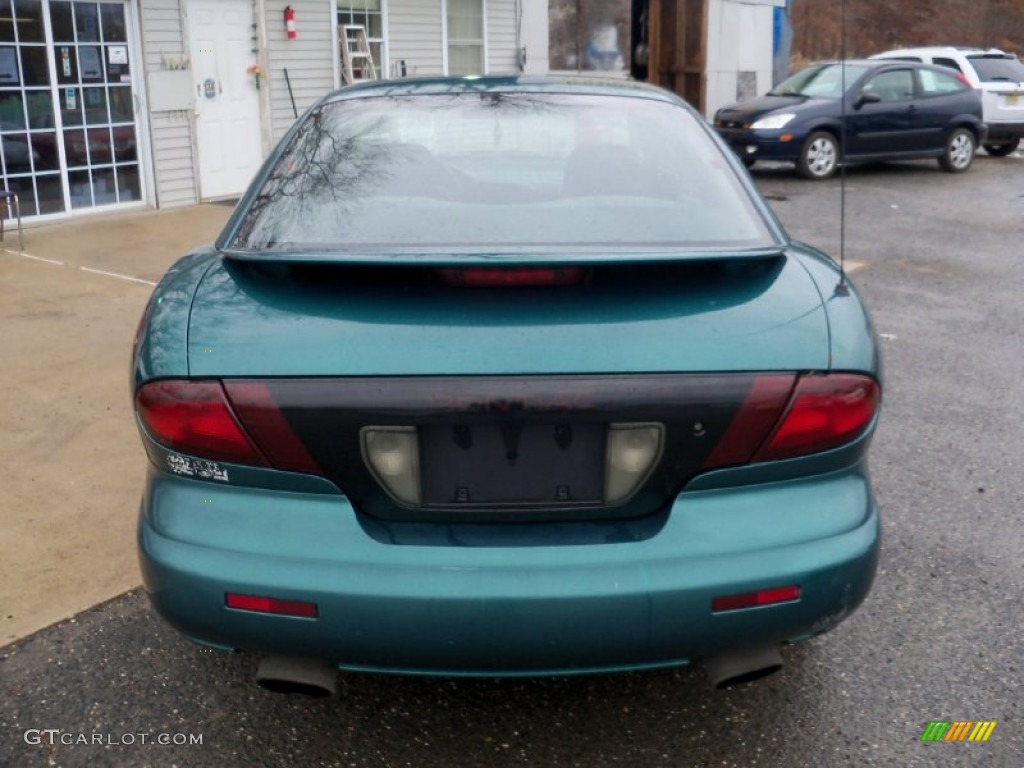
[
  {"x1": 968, "y1": 56, "x2": 1024, "y2": 82},
  {"x1": 230, "y1": 92, "x2": 777, "y2": 253}
]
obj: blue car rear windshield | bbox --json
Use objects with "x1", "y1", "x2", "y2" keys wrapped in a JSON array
[{"x1": 231, "y1": 92, "x2": 777, "y2": 252}]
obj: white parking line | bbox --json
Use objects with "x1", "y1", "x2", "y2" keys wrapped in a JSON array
[
  {"x1": 3, "y1": 247, "x2": 156, "y2": 286},
  {"x1": 3, "y1": 247, "x2": 63, "y2": 266},
  {"x1": 79, "y1": 266, "x2": 157, "y2": 286}
]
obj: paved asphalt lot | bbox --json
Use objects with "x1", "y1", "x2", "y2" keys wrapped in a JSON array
[{"x1": 2, "y1": 154, "x2": 1023, "y2": 767}]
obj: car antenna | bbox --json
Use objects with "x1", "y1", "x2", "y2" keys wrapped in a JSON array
[{"x1": 835, "y1": 0, "x2": 849, "y2": 297}]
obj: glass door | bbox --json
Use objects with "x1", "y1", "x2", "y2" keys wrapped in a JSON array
[
  {"x1": 0, "y1": 0, "x2": 64, "y2": 215},
  {"x1": 0, "y1": 0, "x2": 141, "y2": 219},
  {"x1": 50, "y1": 0, "x2": 139, "y2": 209}
]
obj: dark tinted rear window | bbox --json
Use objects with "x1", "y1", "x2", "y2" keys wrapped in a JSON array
[
  {"x1": 968, "y1": 56, "x2": 1024, "y2": 82},
  {"x1": 231, "y1": 92, "x2": 776, "y2": 253}
]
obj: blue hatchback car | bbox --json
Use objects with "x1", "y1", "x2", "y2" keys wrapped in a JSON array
[
  {"x1": 714, "y1": 59, "x2": 985, "y2": 178},
  {"x1": 133, "y1": 76, "x2": 882, "y2": 695}
]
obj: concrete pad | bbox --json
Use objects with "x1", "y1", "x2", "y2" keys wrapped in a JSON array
[{"x1": 1, "y1": 204, "x2": 231, "y2": 645}]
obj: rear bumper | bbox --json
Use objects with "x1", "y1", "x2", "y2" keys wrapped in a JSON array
[
  {"x1": 139, "y1": 465, "x2": 879, "y2": 676},
  {"x1": 982, "y1": 122, "x2": 1024, "y2": 142}
]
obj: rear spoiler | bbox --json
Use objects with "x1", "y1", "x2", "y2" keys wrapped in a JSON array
[{"x1": 216, "y1": 245, "x2": 789, "y2": 267}]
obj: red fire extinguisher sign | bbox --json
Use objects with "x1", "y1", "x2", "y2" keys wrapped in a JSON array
[{"x1": 284, "y1": 6, "x2": 296, "y2": 39}]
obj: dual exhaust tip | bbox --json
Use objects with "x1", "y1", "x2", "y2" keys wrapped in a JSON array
[{"x1": 255, "y1": 646, "x2": 783, "y2": 697}]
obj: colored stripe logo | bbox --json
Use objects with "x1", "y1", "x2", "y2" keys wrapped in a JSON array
[{"x1": 921, "y1": 721, "x2": 997, "y2": 742}]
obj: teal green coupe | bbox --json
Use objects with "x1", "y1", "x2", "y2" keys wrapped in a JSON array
[{"x1": 133, "y1": 76, "x2": 881, "y2": 694}]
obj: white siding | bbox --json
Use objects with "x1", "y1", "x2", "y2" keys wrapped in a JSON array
[
  {"x1": 140, "y1": 0, "x2": 198, "y2": 208},
  {"x1": 264, "y1": 0, "x2": 337, "y2": 141},
  {"x1": 387, "y1": 0, "x2": 444, "y2": 77},
  {"x1": 705, "y1": 0, "x2": 784, "y2": 118},
  {"x1": 486, "y1": 0, "x2": 518, "y2": 74}
]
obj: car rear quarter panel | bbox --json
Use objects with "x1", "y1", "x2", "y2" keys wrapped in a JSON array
[{"x1": 133, "y1": 248, "x2": 219, "y2": 390}]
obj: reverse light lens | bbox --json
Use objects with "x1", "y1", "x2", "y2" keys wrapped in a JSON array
[
  {"x1": 226, "y1": 593, "x2": 318, "y2": 618},
  {"x1": 604, "y1": 423, "x2": 663, "y2": 504},
  {"x1": 712, "y1": 585, "x2": 801, "y2": 613},
  {"x1": 136, "y1": 380, "x2": 268, "y2": 466},
  {"x1": 362, "y1": 426, "x2": 421, "y2": 506},
  {"x1": 750, "y1": 113, "x2": 796, "y2": 130},
  {"x1": 755, "y1": 374, "x2": 880, "y2": 462}
]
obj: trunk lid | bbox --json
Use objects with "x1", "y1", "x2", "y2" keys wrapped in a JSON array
[{"x1": 186, "y1": 253, "x2": 830, "y2": 377}]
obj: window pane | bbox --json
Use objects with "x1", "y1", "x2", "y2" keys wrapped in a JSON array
[
  {"x1": 108, "y1": 86, "x2": 132, "y2": 121},
  {"x1": 87, "y1": 126, "x2": 111, "y2": 163},
  {"x1": 100, "y1": 3, "x2": 127, "y2": 42},
  {"x1": 49, "y1": 2, "x2": 75, "y2": 43},
  {"x1": 92, "y1": 166, "x2": 115, "y2": 204},
  {"x1": 36, "y1": 173, "x2": 65, "y2": 214},
  {"x1": 448, "y1": 44, "x2": 482, "y2": 76},
  {"x1": 5, "y1": 176, "x2": 36, "y2": 216},
  {"x1": 14, "y1": 0, "x2": 44, "y2": 42},
  {"x1": 83, "y1": 86, "x2": 107, "y2": 123},
  {"x1": 2, "y1": 131, "x2": 32, "y2": 172},
  {"x1": 56, "y1": 45, "x2": 78, "y2": 84},
  {"x1": 447, "y1": 0, "x2": 482, "y2": 40},
  {"x1": 116, "y1": 164, "x2": 139, "y2": 202},
  {"x1": 63, "y1": 128, "x2": 87, "y2": 165},
  {"x1": 78, "y1": 46, "x2": 103, "y2": 81},
  {"x1": 69, "y1": 168, "x2": 92, "y2": 208},
  {"x1": 74, "y1": 3, "x2": 100, "y2": 42},
  {"x1": 20, "y1": 46, "x2": 50, "y2": 86},
  {"x1": 0, "y1": 91, "x2": 25, "y2": 129},
  {"x1": 863, "y1": 70, "x2": 914, "y2": 102},
  {"x1": 0, "y1": 45, "x2": 19, "y2": 86},
  {"x1": 0, "y1": 1, "x2": 14, "y2": 43},
  {"x1": 27, "y1": 90, "x2": 54, "y2": 128},
  {"x1": 30, "y1": 132, "x2": 59, "y2": 171},
  {"x1": 61, "y1": 87, "x2": 84, "y2": 126},
  {"x1": 338, "y1": 0, "x2": 380, "y2": 13},
  {"x1": 113, "y1": 124, "x2": 136, "y2": 161}
]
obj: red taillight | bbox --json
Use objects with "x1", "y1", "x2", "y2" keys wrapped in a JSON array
[
  {"x1": 712, "y1": 585, "x2": 801, "y2": 613},
  {"x1": 223, "y1": 381, "x2": 321, "y2": 474},
  {"x1": 226, "y1": 593, "x2": 318, "y2": 618},
  {"x1": 755, "y1": 374, "x2": 880, "y2": 462},
  {"x1": 136, "y1": 379, "x2": 268, "y2": 466},
  {"x1": 703, "y1": 373, "x2": 879, "y2": 470},
  {"x1": 437, "y1": 267, "x2": 588, "y2": 287},
  {"x1": 702, "y1": 374, "x2": 796, "y2": 469},
  {"x1": 955, "y1": 72, "x2": 971, "y2": 87}
]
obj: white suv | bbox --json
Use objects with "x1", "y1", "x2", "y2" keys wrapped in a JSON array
[{"x1": 871, "y1": 47, "x2": 1024, "y2": 156}]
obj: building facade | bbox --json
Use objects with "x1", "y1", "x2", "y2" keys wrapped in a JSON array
[{"x1": 0, "y1": 0, "x2": 528, "y2": 222}]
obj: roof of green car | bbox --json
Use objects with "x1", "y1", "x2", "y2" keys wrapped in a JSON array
[{"x1": 320, "y1": 74, "x2": 686, "y2": 106}]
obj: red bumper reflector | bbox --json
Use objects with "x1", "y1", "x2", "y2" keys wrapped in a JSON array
[
  {"x1": 226, "y1": 593, "x2": 319, "y2": 618},
  {"x1": 712, "y1": 585, "x2": 801, "y2": 613}
]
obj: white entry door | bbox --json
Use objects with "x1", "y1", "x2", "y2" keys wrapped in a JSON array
[{"x1": 188, "y1": 0, "x2": 263, "y2": 199}]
